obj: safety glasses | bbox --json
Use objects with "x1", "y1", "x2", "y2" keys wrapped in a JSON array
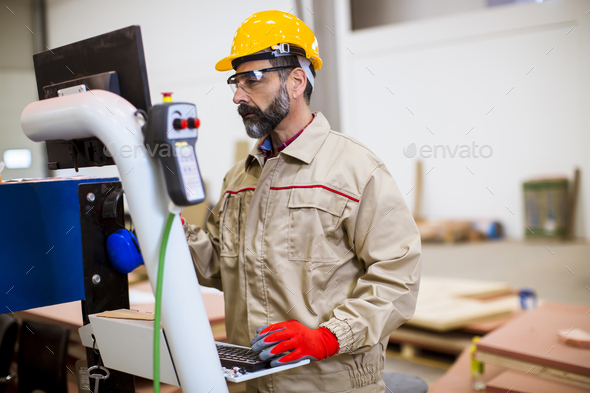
[{"x1": 227, "y1": 66, "x2": 297, "y2": 94}]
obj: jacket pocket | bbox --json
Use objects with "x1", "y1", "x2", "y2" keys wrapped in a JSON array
[
  {"x1": 220, "y1": 194, "x2": 241, "y2": 258},
  {"x1": 287, "y1": 187, "x2": 348, "y2": 262}
]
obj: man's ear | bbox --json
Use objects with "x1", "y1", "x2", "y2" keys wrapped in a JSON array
[{"x1": 290, "y1": 68, "x2": 307, "y2": 100}]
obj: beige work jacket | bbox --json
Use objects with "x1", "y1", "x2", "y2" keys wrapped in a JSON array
[{"x1": 184, "y1": 112, "x2": 422, "y2": 393}]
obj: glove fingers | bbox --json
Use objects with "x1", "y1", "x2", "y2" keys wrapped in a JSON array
[
  {"x1": 259, "y1": 338, "x2": 297, "y2": 360},
  {"x1": 261, "y1": 329, "x2": 292, "y2": 344},
  {"x1": 251, "y1": 320, "x2": 296, "y2": 346},
  {"x1": 250, "y1": 330, "x2": 268, "y2": 346},
  {"x1": 251, "y1": 326, "x2": 285, "y2": 347},
  {"x1": 251, "y1": 328, "x2": 287, "y2": 352},
  {"x1": 252, "y1": 321, "x2": 287, "y2": 338},
  {"x1": 259, "y1": 344, "x2": 283, "y2": 361},
  {"x1": 259, "y1": 321, "x2": 291, "y2": 335},
  {"x1": 253, "y1": 328, "x2": 296, "y2": 352}
]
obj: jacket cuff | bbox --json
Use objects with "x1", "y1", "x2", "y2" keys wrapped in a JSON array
[{"x1": 319, "y1": 318, "x2": 355, "y2": 355}]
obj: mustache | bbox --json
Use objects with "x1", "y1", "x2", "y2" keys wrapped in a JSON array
[{"x1": 238, "y1": 104, "x2": 264, "y2": 118}]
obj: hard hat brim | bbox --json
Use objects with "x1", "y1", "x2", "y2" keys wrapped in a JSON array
[{"x1": 215, "y1": 55, "x2": 238, "y2": 72}]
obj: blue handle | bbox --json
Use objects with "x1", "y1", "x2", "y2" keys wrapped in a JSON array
[{"x1": 106, "y1": 229, "x2": 144, "y2": 274}]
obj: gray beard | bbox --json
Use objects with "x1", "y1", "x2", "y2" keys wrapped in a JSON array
[{"x1": 240, "y1": 83, "x2": 291, "y2": 139}]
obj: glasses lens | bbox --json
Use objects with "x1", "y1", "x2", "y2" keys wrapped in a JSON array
[{"x1": 228, "y1": 70, "x2": 269, "y2": 94}]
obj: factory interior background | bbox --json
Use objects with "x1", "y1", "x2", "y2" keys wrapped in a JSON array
[{"x1": 1, "y1": 0, "x2": 589, "y2": 392}]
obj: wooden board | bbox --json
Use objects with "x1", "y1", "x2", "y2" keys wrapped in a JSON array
[
  {"x1": 565, "y1": 167, "x2": 580, "y2": 240},
  {"x1": 413, "y1": 160, "x2": 423, "y2": 221},
  {"x1": 16, "y1": 280, "x2": 226, "y2": 335},
  {"x1": 462, "y1": 309, "x2": 523, "y2": 335},
  {"x1": 410, "y1": 296, "x2": 519, "y2": 332},
  {"x1": 407, "y1": 277, "x2": 518, "y2": 331},
  {"x1": 476, "y1": 303, "x2": 590, "y2": 381},
  {"x1": 417, "y1": 276, "x2": 514, "y2": 299},
  {"x1": 485, "y1": 369, "x2": 590, "y2": 393},
  {"x1": 428, "y1": 346, "x2": 590, "y2": 393},
  {"x1": 476, "y1": 350, "x2": 590, "y2": 389},
  {"x1": 476, "y1": 303, "x2": 590, "y2": 376},
  {"x1": 389, "y1": 325, "x2": 473, "y2": 355}
]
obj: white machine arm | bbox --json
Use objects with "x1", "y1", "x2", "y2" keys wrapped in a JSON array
[{"x1": 21, "y1": 90, "x2": 229, "y2": 392}]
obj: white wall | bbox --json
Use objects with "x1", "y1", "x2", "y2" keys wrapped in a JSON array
[
  {"x1": 44, "y1": 0, "x2": 296, "y2": 202},
  {"x1": 0, "y1": 0, "x2": 48, "y2": 180},
  {"x1": 337, "y1": 0, "x2": 590, "y2": 239}
]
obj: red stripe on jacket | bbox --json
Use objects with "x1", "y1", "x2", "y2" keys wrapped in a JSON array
[
  {"x1": 225, "y1": 185, "x2": 359, "y2": 203},
  {"x1": 225, "y1": 187, "x2": 256, "y2": 194},
  {"x1": 269, "y1": 185, "x2": 359, "y2": 203}
]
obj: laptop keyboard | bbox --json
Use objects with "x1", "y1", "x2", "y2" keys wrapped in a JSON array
[{"x1": 216, "y1": 343, "x2": 270, "y2": 373}]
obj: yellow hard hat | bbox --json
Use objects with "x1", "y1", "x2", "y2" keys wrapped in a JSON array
[{"x1": 216, "y1": 10, "x2": 322, "y2": 72}]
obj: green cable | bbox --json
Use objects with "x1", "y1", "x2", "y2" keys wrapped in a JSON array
[{"x1": 154, "y1": 213, "x2": 176, "y2": 393}]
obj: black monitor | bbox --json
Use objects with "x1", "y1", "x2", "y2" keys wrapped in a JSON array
[{"x1": 32, "y1": 25, "x2": 151, "y2": 171}]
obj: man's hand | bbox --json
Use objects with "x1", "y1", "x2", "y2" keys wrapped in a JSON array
[{"x1": 250, "y1": 320, "x2": 339, "y2": 367}]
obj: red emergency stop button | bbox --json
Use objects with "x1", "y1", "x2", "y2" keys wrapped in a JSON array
[
  {"x1": 172, "y1": 118, "x2": 188, "y2": 130},
  {"x1": 188, "y1": 118, "x2": 200, "y2": 129}
]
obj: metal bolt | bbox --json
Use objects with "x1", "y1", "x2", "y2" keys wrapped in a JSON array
[
  {"x1": 87, "y1": 193, "x2": 96, "y2": 202},
  {"x1": 92, "y1": 274, "x2": 101, "y2": 284}
]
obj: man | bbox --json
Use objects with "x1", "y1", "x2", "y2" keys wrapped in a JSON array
[{"x1": 183, "y1": 10, "x2": 422, "y2": 393}]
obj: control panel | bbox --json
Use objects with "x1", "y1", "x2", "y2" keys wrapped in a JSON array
[{"x1": 143, "y1": 103, "x2": 205, "y2": 206}]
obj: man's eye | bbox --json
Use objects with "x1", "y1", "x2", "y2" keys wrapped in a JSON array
[{"x1": 245, "y1": 79, "x2": 260, "y2": 87}]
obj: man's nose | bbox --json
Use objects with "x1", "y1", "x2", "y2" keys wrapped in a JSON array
[{"x1": 233, "y1": 86, "x2": 249, "y2": 105}]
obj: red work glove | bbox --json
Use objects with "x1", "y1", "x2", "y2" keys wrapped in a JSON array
[{"x1": 250, "y1": 320, "x2": 339, "y2": 367}]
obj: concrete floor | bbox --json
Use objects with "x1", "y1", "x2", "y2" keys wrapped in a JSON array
[{"x1": 383, "y1": 238, "x2": 590, "y2": 388}]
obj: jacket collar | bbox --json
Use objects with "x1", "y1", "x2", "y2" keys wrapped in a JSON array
[{"x1": 245, "y1": 111, "x2": 331, "y2": 171}]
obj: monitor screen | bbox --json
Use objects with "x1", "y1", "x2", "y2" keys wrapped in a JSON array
[{"x1": 32, "y1": 25, "x2": 151, "y2": 170}]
